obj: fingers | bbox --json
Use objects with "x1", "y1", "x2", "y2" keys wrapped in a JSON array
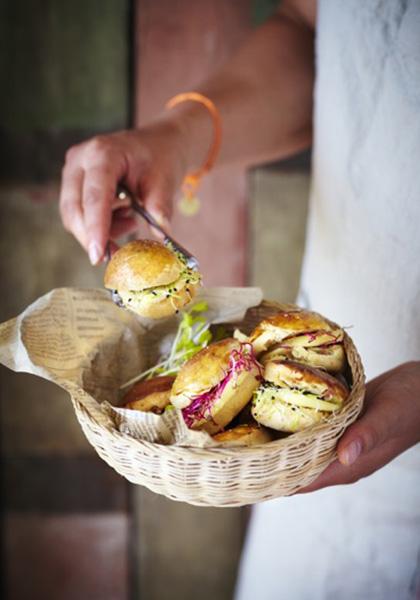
[
  {"x1": 299, "y1": 434, "x2": 406, "y2": 493},
  {"x1": 297, "y1": 459, "x2": 345, "y2": 493},
  {"x1": 337, "y1": 363, "x2": 420, "y2": 467},
  {"x1": 337, "y1": 380, "x2": 402, "y2": 467},
  {"x1": 60, "y1": 130, "x2": 179, "y2": 262},
  {"x1": 60, "y1": 156, "x2": 138, "y2": 260},
  {"x1": 82, "y1": 164, "x2": 121, "y2": 264},
  {"x1": 60, "y1": 136, "x2": 127, "y2": 264},
  {"x1": 59, "y1": 165, "x2": 87, "y2": 250},
  {"x1": 297, "y1": 362, "x2": 420, "y2": 495}
]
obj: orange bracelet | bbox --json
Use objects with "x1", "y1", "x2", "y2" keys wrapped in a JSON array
[{"x1": 166, "y1": 92, "x2": 222, "y2": 216}]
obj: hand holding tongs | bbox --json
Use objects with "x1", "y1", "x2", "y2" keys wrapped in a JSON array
[{"x1": 106, "y1": 185, "x2": 199, "y2": 271}]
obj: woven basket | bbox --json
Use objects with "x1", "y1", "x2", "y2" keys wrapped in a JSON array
[{"x1": 71, "y1": 301, "x2": 365, "y2": 507}]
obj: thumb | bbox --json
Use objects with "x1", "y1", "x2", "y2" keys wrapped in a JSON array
[{"x1": 337, "y1": 389, "x2": 397, "y2": 467}]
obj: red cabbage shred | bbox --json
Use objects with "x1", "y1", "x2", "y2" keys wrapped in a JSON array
[{"x1": 182, "y1": 343, "x2": 262, "y2": 428}]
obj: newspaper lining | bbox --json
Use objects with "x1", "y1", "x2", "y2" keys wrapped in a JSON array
[{"x1": 0, "y1": 287, "x2": 263, "y2": 448}]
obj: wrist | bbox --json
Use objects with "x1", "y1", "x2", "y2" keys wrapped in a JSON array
[
  {"x1": 165, "y1": 101, "x2": 216, "y2": 173},
  {"x1": 136, "y1": 115, "x2": 190, "y2": 183}
]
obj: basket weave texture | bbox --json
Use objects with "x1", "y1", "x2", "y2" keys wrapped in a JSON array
[{"x1": 72, "y1": 301, "x2": 365, "y2": 507}]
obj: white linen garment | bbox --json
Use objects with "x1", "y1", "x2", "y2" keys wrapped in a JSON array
[{"x1": 236, "y1": 1, "x2": 420, "y2": 599}]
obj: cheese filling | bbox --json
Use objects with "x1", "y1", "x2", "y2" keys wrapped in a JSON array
[
  {"x1": 117, "y1": 267, "x2": 201, "y2": 311},
  {"x1": 253, "y1": 383, "x2": 341, "y2": 412}
]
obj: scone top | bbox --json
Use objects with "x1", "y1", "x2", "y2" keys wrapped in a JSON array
[
  {"x1": 171, "y1": 338, "x2": 242, "y2": 408},
  {"x1": 249, "y1": 309, "x2": 343, "y2": 354},
  {"x1": 104, "y1": 240, "x2": 184, "y2": 292}
]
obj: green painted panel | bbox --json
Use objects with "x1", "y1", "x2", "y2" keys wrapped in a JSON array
[
  {"x1": 0, "y1": 0, "x2": 129, "y2": 131},
  {"x1": 252, "y1": 0, "x2": 280, "y2": 26}
]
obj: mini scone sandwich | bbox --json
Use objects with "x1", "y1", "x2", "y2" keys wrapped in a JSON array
[
  {"x1": 249, "y1": 309, "x2": 346, "y2": 374},
  {"x1": 170, "y1": 339, "x2": 262, "y2": 434},
  {"x1": 213, "y1": 423, "x2": 273, "y2": 447},
  {"x1": 252, "y1": 360, "x2": 349, "y2": 433},
  {"x1": 123, "y1": 375, "x2": 175, "y2": 414},
  {"x1": 104, "y1": 240, "x2": 201, "y2": 318}
]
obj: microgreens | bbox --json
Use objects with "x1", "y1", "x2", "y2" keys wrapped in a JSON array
[{"x1": 120, "y1": 301, "x2": 213, "y2": 390}]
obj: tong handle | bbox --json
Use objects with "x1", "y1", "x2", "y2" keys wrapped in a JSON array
[
  {"x1": 115, "y1": 185, "x2": 199, "y2": 270},
  {"x1": 129, "y1": 200, "x2": 166, "y2": 236}
]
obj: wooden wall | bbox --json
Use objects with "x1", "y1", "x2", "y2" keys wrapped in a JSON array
[{"x1": 0, "y1": 2, "x2": 131, "y2": 599}]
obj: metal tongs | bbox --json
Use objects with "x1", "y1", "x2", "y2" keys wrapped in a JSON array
[{"x1": 106, "y1": 185, "x2": 200, "y2": 271}]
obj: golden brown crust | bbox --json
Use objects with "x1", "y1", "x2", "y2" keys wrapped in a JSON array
[
  {"x1": 253, "y1": 310, "x2": 334, "y2": 336},
  {"x1": 249, "y1": 309, "x2": 342, "y2": 355},
  {"x1": 171, "y1": 338, "x2": 242, "y2": 407},
  {"x1": 104, "y1": 240, "x2": 183, "y2": 292},
  {"x1": 213, "y1": 424, "x2": 272, "y2": 447},
  {"x1": 123, "y1": 376, "x2": 175, "y2": 404},
  {"x1": 125, "y1": 391, "x2": 171, "y2": 414},
  {"x1": 264, "y1": 360, "x2": 348, "y2": 403},
  {"x1": 123, "y1": 375, "x2": 175, "y2": 414}
]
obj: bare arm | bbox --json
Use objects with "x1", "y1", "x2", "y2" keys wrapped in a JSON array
[
  {"x1": 59, "y1": 0, "x2": 316, "y2": 263},
  {"x1": 173, "y1": 1, "x2": 315, "y2": 170}
]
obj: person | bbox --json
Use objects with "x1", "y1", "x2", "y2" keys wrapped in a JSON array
[{"x1": 59, "y1": 1, "x2": 420, "y2": 597}]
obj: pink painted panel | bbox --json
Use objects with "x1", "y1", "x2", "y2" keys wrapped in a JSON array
[
  {"x1": 134, "y1": 0, "x2": 252, "y2": 285},
  {"x1": 5, "y1": 514, "x2": 129, "y2": 600}
]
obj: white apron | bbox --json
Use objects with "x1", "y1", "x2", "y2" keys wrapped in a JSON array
[{"x1": 236, "y1": 1, "x2": 420, "y2": 598}]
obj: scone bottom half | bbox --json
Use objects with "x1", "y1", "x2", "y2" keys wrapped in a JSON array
[{"x1": 252, "y1": 360, "x2": 349, "y2": 433}]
